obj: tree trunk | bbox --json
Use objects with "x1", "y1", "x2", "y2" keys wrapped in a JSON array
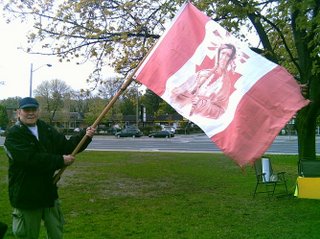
[{"x1": 296, "y1": 104, "x2": 317, "y2": 161}]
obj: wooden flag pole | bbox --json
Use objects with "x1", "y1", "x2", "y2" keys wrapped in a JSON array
[
  {"x1": 53, "y1": 48, "x2": 152, "y2": 184},
  {"x1": 53, "y1": 75, "x2": 135, "y2": 184}
]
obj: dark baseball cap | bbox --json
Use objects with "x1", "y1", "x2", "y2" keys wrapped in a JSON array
[{"x1": 19, "y1": 97, "x2": 39, "y2": 109}]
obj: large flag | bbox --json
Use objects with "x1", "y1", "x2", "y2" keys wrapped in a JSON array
[{"x1": 134, "y1": 3, "x2": 309, "y2": 167}]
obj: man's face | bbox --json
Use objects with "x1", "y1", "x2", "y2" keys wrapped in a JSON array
[
  {"x1": 18, "y1": 108, "x2": 39, "y2": 126},
  {"x1": 219, "y1": 48, "x2": 233, "y2": 69}
]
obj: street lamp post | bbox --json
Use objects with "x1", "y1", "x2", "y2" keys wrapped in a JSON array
[
  {"x1": 136, "y1": 86, "x2": 139, "y2": 127},
  {"x1": 29, "y1": 63, "x2": 52, "y2": 97}
]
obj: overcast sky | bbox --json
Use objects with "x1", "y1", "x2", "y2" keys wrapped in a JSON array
[{"x1": 0, "y1": 15, "x2": 111, "y2": 100}]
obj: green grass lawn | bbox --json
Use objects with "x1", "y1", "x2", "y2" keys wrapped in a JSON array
[{"x1": 1, "y1": 148, "x2": 320, "y2": 238}]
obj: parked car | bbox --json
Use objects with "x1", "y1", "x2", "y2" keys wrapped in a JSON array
[
  {"x1": 149, "y1": 130, "x2": 174, "y2": 138},
  {"x1": 162, "y1": 126, "x2": 176, "y2": 134},
  {"x1": 115, "y1": 128, "x2": 143, "y2": 138}
]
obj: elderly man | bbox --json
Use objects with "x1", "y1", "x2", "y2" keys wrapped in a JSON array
[{"x1": 4, "y1": 97, "x2": 96, "y2": 239}]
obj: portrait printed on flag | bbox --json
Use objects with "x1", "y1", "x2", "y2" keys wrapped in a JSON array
[
  {"x1": 162, "y1": 20, "x2": 254, "y2": 136},
  {"x1": 170, "y1": 42, "x2": 238, "y2": 119}
]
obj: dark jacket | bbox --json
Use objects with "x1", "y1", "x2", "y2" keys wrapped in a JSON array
[{"x1": 4, "y1": 119, "x2": 91, "y2": 209}]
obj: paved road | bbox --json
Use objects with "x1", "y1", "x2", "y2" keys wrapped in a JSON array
[
  {"x1": 87, "y1": 134, "x2": 320, "y2": 155},
  {"x1": 2, "y1": 134, "x2": 318, "y2": 155},
  {"x1": 88, "y1": 134, "x2": 219, "y2": 153}
]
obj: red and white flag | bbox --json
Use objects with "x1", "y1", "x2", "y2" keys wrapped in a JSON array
[{"x1": 134, "y1": 3, "x2": 309, "y2": 166}]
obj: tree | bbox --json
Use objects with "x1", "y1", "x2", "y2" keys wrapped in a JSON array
[
  {"x1": 0, "y1": 97, "x2": 21, "y2": 128},
  {"x1": 0, "y1": 104, "x2": 9, "y2": 128},
  {"x1": 98, "y1": 76, "x2": 141, "y2": 123},
  {"x1": 83, "y1": 97, "x2": 107, "y2": 125},
  {"x1": 0, "y1": 97, "x2": 21, "y2": 109},
  {"x1": 97, "y1": 76, "x2": 123, "y2": 99},
  {"x1": 83, "y1": 96, "x2": 123, "y2": 127},
  {"x1": 140, "y1": 89, "x2": 162, "y2": 116},
  {"x1": 34, "y1": 79, "x2": 72, "y2": 124},
  {"x1": 69, "y1": 91, "x2": 90, "y2": 113},
  {"x1": 156, "y1": 101, "x2": 176, "y2": 118},
  {"x1": 2, "y1": 0, "x2": 319, "y2": 160},
  {"x1": 140, "y1": 89, "x2": 175, "y2": 117},
  {"x1": 119, "y1": 98, "x2": 135, "y2": 116}
]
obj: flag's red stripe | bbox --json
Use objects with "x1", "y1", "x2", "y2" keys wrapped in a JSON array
[
  {"x1": 136, "y1": 4, "x2": 208, "y2": 95},
  {"x1": 212, "y1": 66, "x2": 309, "y2": 166}
]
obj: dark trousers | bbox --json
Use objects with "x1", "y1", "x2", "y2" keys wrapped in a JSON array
[{"x1": 0, "y1": 222, "x2": 8, "y2": 239}]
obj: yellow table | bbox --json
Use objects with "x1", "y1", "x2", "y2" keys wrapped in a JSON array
[{"x1": 295, "y1": 176, "x2": 320, "y2": 199}]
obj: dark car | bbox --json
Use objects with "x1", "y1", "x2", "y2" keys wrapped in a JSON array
[
  {"x1": 149, "y1": 130, "x2": 174, "y2": 138},
  {"x1": 115, "y1": 128, "x2": 143, "y2": 138}
]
